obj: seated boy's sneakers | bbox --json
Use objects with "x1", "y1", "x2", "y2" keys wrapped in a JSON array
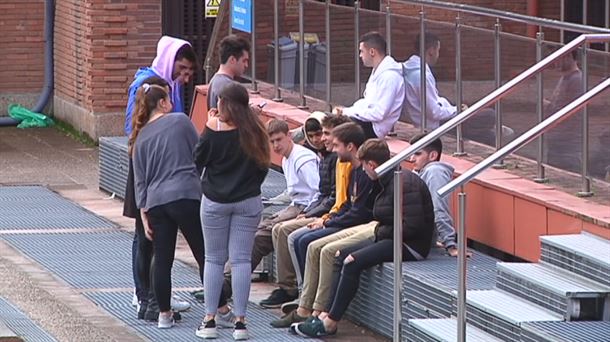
[
  {"x1": 171, "y1": 295, "x2": 191, "y2": 312},
  {"x1": 232, "y1": 321, "x2": 248, "y2": 341},
  {"x1": 280, "y1": 299, "x2": 299, "y2": 315},
  {"x1": 196, "y1": 319, "x2": 217, "y2": 339},
  {"x1": 270, "y1": 310, "x2": 307, "y2": 328},
  {"x1": 294, "y1": 317, "x2": 336, "y2": 337},
  {"x1": 259, "y1": 288, "x2": 298, "y2": 308}
]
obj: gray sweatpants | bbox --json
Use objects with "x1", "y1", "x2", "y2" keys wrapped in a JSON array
[{"x1": 201, "y1": 195, "x2": 262, "y2": 317}]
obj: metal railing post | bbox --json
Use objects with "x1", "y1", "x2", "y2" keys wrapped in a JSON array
[
  {"x1": 578, "y1": 45, "x2": 593, "y2": 197},
  {"x1": 228, "y1": 0, "x2": 233, "y2": 35},
  {"x1": 355, "y1": 1, "x2": 361, "y2": 100},
  {"x1": 606, "y1": 0, "x2": 609, "y2": 52},
  {"x1": 298, "y1": 0, "x2": 307, "y2": 108},
  {"x1": 583, "y1": 0, "x2": 588, "y2": 25},
  {"x1": 534, "y1": 30, "x2": 548, "y2": 183},
  {"x1": 493, "y1": 19, "x2": 505, "y2": 168},
  {"x1": 392, "y1": 169, "x2": 403, "y2": 342},
  {"x1": 386, "y1": 0, "x2": 392, "y2": 56},
  {"x1": 457, "y1": 189, "x2": 467, "y2": 342},
  {"x1": 251, "y1": 0, "x2": 259, "y2": 94},
  {"x1": 454, "y1": 14, "x2": 466, "y2": 156},
  {"x1": 273, "y1": 0, "x2": 283, "y2": 102},
  {"x1": 560, "y1": 0, "x2": 565, "y2": 43},
  {"x1": 325, "y1": 0, "x2": 332, "y2": 111},
  {"x1": 420, "y1": 10, "x2": 427, "y2": 133}
]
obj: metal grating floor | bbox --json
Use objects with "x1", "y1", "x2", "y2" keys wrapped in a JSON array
[
  {"x1": 0, "y1": 296, "x2": 58, "y2": 342},
  {"x1": 83, "y1": 290, "x2": 322, "y2": 342},
  {"x1": 521, "y1": 321, "x2": 610, "y2": 342},
  {"x1": 0, "y1": 186, "x2": 117, "y2": 230},
  {"x1": 1, "y1": 231, "x2": 201, "y2": 289}
]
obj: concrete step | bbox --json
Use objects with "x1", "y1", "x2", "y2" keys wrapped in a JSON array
[
  {"x1": 406, "y1": 318, "x2": 503, "y2": 342},
  {"x1": 496, "y1": 262, "x2": 610, "y2": 320},
  {"x1": 540, "y1": 234, "x2": 610, "y2": 288},
  {"x1": 457, "y1": 289, "x2": 564, "y2": 341},
  {"x1": 521, "y1": 321, "x2": 610, "y2": 342}
]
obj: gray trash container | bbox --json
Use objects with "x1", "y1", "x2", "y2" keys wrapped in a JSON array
[
  {"x1": 311, "y1": 43, "x2": 327, "y2": 93},
  {"x1": 294, "y1": 42, "x2": 311, "y2": 89},
  {"x1": 267, "y1": 37, "x2": 298, "y2": 89}
]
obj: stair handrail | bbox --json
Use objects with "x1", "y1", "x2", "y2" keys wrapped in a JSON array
[
  {"x1": 438, "y1": 77, "x2": 610, "y2": 198},
  {"x1": 397, "y1": 0, "x2": 610, "y2": 34},
  {"x1": 374, "y1": 33, "x2": 610, "y2": 178}
]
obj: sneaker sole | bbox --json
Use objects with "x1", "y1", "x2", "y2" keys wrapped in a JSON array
[
  {"x1": 280, "y1": 302, "x2": 299, "y2": 314},
  {"x1": 195, "y1": 331, "x2": 218, "y2": 339},
  {"x1": 232, "y1": 331, "x2": 248, "y2": 340},
  {"x1": 258, "y1": 302, "x2": 282, "y2": 309}
]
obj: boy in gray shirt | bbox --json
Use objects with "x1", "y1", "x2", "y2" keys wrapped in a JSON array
[{"x1": 207, "y1": 35, "x2": 251, "y2": 109}]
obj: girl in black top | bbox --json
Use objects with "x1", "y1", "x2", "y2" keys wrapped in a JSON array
[{"x1": 194, "y1": 83, "x2": 270, "y2": 340}]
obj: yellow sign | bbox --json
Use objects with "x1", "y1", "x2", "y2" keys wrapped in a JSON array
[{"x1": 206, "y1": 0, "x2": 221, "y2": 18}]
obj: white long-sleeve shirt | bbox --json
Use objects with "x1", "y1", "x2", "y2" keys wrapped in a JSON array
[
  {"x1": 403, "y1": 55, "x2": 456, "y2": 130},
  {"x1": 283, "y1": 144, "x2": 320, "y2": 207},
  {"x1": 343, "y1": 55, "x2": 405, "y2": 138}
]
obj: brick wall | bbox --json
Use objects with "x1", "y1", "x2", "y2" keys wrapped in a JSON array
[
  {"x1": 53, "y1": 0, "x2": 161, "y2": 138},
  {"x1": 0, "y1": 0, "x2": 44, "y2": 114}
]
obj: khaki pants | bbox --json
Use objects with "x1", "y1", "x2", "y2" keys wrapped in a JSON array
[
  {"x1": 271, "y1": 217, "x2": 316, "y2": 291},
  {"x1": 299, "y1": 221, "x2": 378, "y2": 311}
]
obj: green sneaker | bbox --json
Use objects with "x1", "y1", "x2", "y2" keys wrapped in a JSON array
[
  {"x1": 294, "y1": 317, "x2": 336, "y2": 337},
  {"x1": 269, "y1": 310, "x2": 307, "y2": 328}
]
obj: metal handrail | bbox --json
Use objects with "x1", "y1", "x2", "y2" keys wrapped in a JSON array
[
  {"x1": 397, "y1": 0, "x2": 610, "y2": 34},
  {"x1": 374, "y1": 33, "x2": 610, "y2": 177},
  {"x1": 438, "y1": 78, "x2": 610, "y2": 197}
]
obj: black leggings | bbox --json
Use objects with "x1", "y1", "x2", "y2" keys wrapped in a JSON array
[
  {"x1": 352, "y1": 118, "x2": 378, "y2": 140},
  {"x1": 146, "y1": 199, "x2": 206, "y2": 312},
  {"x1": 327, "y1": 239, "x2": 416, "y2": 321}
]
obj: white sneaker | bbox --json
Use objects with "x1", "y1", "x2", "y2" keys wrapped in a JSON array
[
  {"x1": 171, "y1": 295, "x2": 191, "y2": 312},
  {"x1": 131, "y1": 292, "x2": 138, "y2": 307},
  {"x1": 216, "y1": 309, "x2": 235, "y2": 329},
  {"x1": 233, "y1": 321, "x2": 248, "y2": 340},
  {"x1": 158, "y1": 312, "x2": 175, "y2": 329},
  {"x1": 196, "y1": 319, "x2": 217, "y2": 339}
]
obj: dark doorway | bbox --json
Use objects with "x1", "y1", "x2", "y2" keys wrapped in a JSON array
[
  {"x1": 162, "y1": 0, "x2": 215, "y2": 112},
  {"x1": 564, "y1": 0, "x2": 608, "y2": 49}
]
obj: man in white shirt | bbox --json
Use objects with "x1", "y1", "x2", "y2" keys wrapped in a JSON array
[
  {"x1": 403, "y1": 32, "x2": 466, "y2": 130},
  {"x1": 335, "y1": 32, "x2": 405, "y2": 139},
  {"x1": 250, "y1": 119, "x2": 320, "y2": 274}
]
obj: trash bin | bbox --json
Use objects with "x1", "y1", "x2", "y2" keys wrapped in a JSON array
[
  {"x1": 294, "y1": 42, "x2": 311, "y2": 89},
  {"x1": 311, "y1": 43, "x2": 327, "y2": 93},
  {"x1": 267, "y1": 37, "x2": 298, "y2": 89}
]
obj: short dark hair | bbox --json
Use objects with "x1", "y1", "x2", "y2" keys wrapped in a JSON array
[
  {"x1": 357, "y1": 139, "x2": 391, "y2": 165},
  {"x1": 332, "y1": 122, "x2": 366, "y2": 148},
  {"x1": 267, "y1": 118, "x2": 289, "y2": 136},
  {"x1": 409, "y1": 133, "x2": 443, "y2": 161},
  {"x1": 305, "y1": 119, "x2": 322, "y2": 133},
  {"x1": 219, "y1": 35, "x2": 251, "y2": 64},
  {"x1": 321, "y1": 114, "x2": 352, "y2": 129},
  {"x1": 175, "y1": 44, "x2": 198, "y2": 67},
  {"x1": 360, "y1": 31, "x2": 387, "y2": 55},
  {"x1": 415, "y1": 32, "x2": 440, "y2": 54}
]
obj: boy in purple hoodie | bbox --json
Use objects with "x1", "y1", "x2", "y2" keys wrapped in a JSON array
[{"x1": 123, "y1": 36, "x2": 209, "y2": 321}]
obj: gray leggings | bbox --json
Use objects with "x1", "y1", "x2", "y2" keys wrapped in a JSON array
[{"x1": 201, "y1": 195, "x2": 262, "y2": 317}]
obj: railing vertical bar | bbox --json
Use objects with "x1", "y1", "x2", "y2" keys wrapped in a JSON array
[
  {"x1": 228, "y1": 0, "x2": 233, "y2": 35},
  {"x1": 606, "y1": 0, "x2": 609, "y2": 52},
  {"x1": 355, "y1": 1, "x2": 361, "y2": 100},
  {"x1": 583, "y1": 0, "x2": 588, "y2": 26},
  {"x1": 454, "y1": 14, "x2": 466, "y2": 156},
  {"x1": 392, "y1": 169, "x2": 403, "y2": 342},
  {"x1": 326, "y1": 0, "x2": 332, "y2": 111},
  {"x1": 578, "y1": 44, "x2": 593, "y2": 196},
  {"x1": 272, "y1": 0, "x2": 282, "y2": 102},
  {"x1": 457, "y1": 190, "x2": 467, "y2": 342},
  {"x1": 420, "y1": 10, "x2": 427, "y2": 133},
  {"x1": 493, "y1": 19, "x2": 504, "y2": 167},
  {"x1": 560, "y1": 0, "x2": 565, "y2": 43},
  {"x1": 298, "y1": 0, "x2": 307, "y2": 108},
  {"x1": 534, "y1": 30, "x2": 548, "y2": 183},
  {"x1": 386, "y1": 0, "x2": 392, "y2": 56},
  {"x1": 251, "y1": 0, "x2": 259, "y2": 93}
]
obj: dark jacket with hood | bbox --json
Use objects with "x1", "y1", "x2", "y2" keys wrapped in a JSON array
[{"x1": 373, "y1": 170, "x2": 435, "y2": 259}]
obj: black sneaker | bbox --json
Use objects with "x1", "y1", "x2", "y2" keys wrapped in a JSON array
[
  {"x1": 259, "y1": 288, "x2": 298, "y2": 308},
  {"x1": 233, "y1": 321, "x2": 248, "y2": 340},
  {"x1": 137, "y1": 301, "x2": 148, "y2": 320}
]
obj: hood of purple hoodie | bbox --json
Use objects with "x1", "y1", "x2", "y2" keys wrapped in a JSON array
[{"x1": 151, "y1": 36, "x2": 192, "y2": 105}]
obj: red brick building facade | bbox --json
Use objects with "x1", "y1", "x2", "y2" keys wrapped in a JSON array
[{"x1": 0, "y1": 0, "x2": 604, "y2": 139}]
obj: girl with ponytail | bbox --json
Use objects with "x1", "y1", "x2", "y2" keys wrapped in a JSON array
[{"x1": 131, "y1": 77, "x2": 207, "y2": 330}]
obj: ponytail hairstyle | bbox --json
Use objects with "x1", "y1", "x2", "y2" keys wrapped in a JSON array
[
  {"x1": 217, "y1": 83, "x2": 270, "y2": 169},
  {"x1": 128, "y1": 76, "x2": 170, "y2": 156}
]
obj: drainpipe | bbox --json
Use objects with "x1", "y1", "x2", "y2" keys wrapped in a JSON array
[
  {"x1": 1, "y1": 0, "x2": 54, "y2": 126},
  {"x1": 526, "y1": 0, "x2": 539, "y2": 38}
]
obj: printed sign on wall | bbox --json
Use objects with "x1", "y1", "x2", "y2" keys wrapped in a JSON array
[{"x1": 205, "y1": 0, "x2": 221, "y2": 18}]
